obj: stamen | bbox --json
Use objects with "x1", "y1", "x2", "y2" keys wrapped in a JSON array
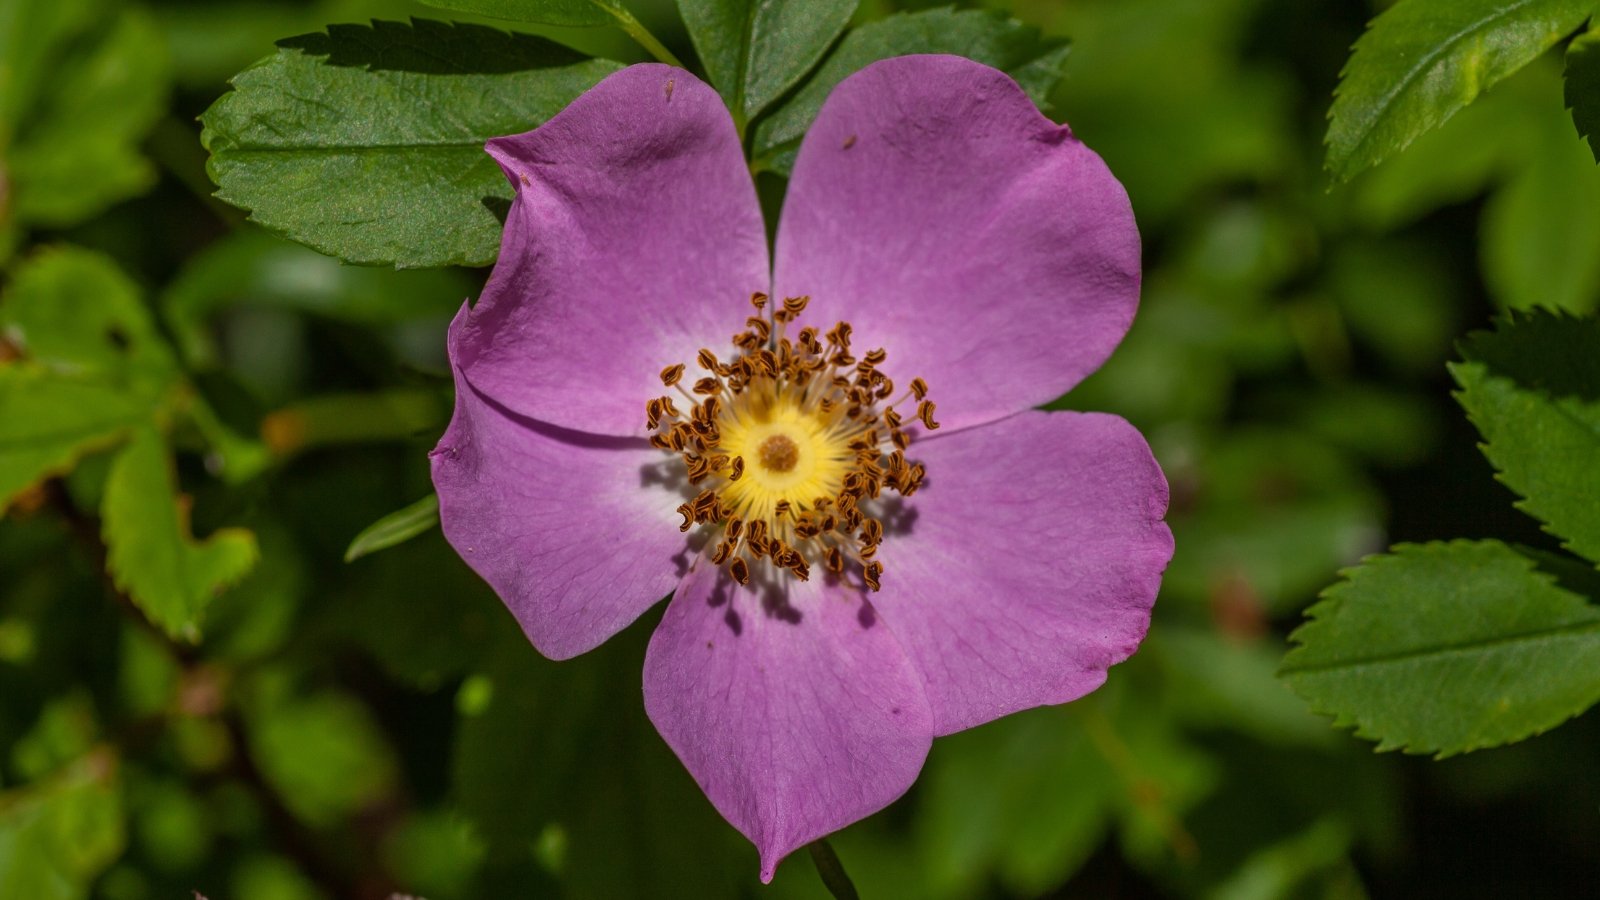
[{"x1": 646, "y1": 297, "x2": 935, "y2": 592}]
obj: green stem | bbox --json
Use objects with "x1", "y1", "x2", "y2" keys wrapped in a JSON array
[
  {"x1": 808, "y1": 838, "x2": 861, "y2": 900},
  {"x1": 610, "y1": 9, "x2": 686, "y2": 68}
]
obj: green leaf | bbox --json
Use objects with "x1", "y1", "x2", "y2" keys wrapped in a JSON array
[
  {"x1": 344, "y1": 493, "x2": 441, "y2": 562},
  {"x1": 1479, "y1": 70, "x2": 1600, "y2": 315},
  {"x1": 0, "y1": 0, "x2": 98, "y2": 132},
  {"x1": 200, "y1": 19, "x2": 622, "y2": 268},
  {"x1": 415, "y1": 0, "x2": 621, "y2": 26},
  {"x1": 1325, "y1": 0, "x2": 1592, "y2": 181},
  {"x1": 2, "y1": 247, "x2": 177, "y2": 380},
  {"x1": 1450, "y1": 310, "x2": 1600, "y2": 564},
  {"x1": 1342, "y1": 60, "x2": 1546, "y2": 230},
  {"x1": 0, "y1": 248, "x2": 178, "y2": 511},
  {"x1": 1, "y1": 2, "x2": 170, "y2": 237},
  {"x1": 752, "y1": 7, "x2": 1070, "y2": 174},
  {"x1": 0, "y1": 370, "x2": 147, "y2": 513},
  {"x1": 381, "y1": 812, "x2": 486, "y2": 898},
  {"x1": 0, "y1": 751, "x2": 124, "y2": 900},
  {"x1": 242, "y1": 678, "x2": 399, "y2": 828},
  {"x1": 6, "y1": 6, "x2": 169, "y2": 226},
  {"x1": 1281, "y1": 540, "x2": 1600, "y2": 756},
  {"x1": 675, "y1": 0, "x2": 858, "y2": 123},
  {"x1": 1566, "y1": 26, "x2": 1600, "y2": 161},
  {"x1": 101, "y1": 428, "x2": 258, "y2": 642}
]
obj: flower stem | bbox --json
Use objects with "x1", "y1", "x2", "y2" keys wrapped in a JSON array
[
  {"x1": 808, "y1": 838, "x2": 861, "y2": 900},
  {"x1": 609, "y1": 9, "x2": 686, "y2": 68}
]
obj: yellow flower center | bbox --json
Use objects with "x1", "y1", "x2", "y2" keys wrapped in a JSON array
[{"x1": 645, "y1": 293, "x2": 939, "y2": 592}]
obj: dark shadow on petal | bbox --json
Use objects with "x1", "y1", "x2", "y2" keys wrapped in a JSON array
[
  {"x1": 857, "y1": 600, "x2": 878, "y2": 630},
  {"x1": 875, "y1": 495, "x2": 920, "y2": 538},
  {"x1": 464, "y1": 378, "x2": 649, "y2": 452}
]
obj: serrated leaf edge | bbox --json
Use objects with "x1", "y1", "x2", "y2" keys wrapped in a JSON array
[{"x1": 1280, "y1": 539, "x2": 1600, "y2": 757}]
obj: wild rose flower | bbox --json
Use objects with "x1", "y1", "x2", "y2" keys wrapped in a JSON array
[{"x1": 431, "y1": 55, "x2": 1173, "y2": 880}]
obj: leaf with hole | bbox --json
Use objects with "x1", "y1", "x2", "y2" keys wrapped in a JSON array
[{"x1": 0, "y1": 248, "x2": 178, "y2": 512}]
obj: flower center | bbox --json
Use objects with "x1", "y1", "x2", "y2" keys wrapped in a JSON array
[
  {"x1": 646, "y1": 293, "x2": 939, "y2": 592},
  {"x1": 757, "y1": 435, "x2": 799, "y2": 472}
]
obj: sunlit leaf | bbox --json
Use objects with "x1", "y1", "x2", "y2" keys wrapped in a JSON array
[
  {"x1": 1, "y1": 247, "x2": 176, "y2": 379},
  {"x1": 201, "y1": 19, "x2": 621, "y2": 267},
  {"x1": 1566, "y1": 26, "x2": 1600, "y2": 161},
  {"x1": 102, "y1": 428, "x2": 258, "y2": 642},
  {"x1": 1451, "y1": 310, "x2": 1600, "y2": 563},
  {"x1": 1326, "y1": 0, "x2": 1591, "y2": 181},
  {"x1": 676, "y1": 0, "x2": 858, "y2": 123},
  {"x1": 752, "y1": 8, "x2": 1070, "y2": 174},
  {"x1": 1282, "y1": 540, "x2": 1600, "y2": 756},
  {"x1": 0, "y1": 248, "x2": 177, "y2": 512},
  {"x1": 0, "y1": 370, "x2": 146, "y2": 513},
  {"x1": 345, "y1": 493, "x2": 440, "y2": 562}
]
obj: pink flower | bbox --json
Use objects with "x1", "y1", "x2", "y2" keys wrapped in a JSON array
[{"x1": 431, "y1": 55, "x2": 1172, "y2": 881}]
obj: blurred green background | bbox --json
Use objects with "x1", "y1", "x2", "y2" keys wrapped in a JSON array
[{"x1": 2, "y1": 0, "x2": 1598, "y2": 897}]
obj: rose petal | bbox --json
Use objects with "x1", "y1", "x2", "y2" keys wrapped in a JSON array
[
  {"x1": 432, "y1": 307, "x2": 692, "y2": 659},
  {"x1": 643, "y1": 561, "x2": 933, "y2": 881},
  {"x1": 773, "y1": 55, "x2": 1140, "y2": 433},
  {"x1": 872, "y1": 410, "x2": 1171, "y2": 734},
  {"x1": 453, "y1": 64, "x2": 769, "y2": 437}
]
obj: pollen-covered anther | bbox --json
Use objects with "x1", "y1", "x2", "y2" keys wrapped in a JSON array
[{"x1": 646, "y1": 297, "x2": 936, "y2": 592}]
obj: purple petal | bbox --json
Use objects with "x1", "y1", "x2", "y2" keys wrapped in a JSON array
[
  {"x1": 874, "y1": 410, "x2": 1171, "y2": 734},
  {"x1": 643, "y1": 561, "x2": 933, "y2": 882},
  {"x1": 432, "y1": 306, "x2": 690, "y2": 659},
  {"x1": 453, "y1": 64, "x2": 769, "y2": 437},
  {"x1": 773, "y1": 55, "x2": 1140, "y2": 433}
]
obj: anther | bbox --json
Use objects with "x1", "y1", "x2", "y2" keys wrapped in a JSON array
[
  {"x1": 660, "y1": 364, "x2": 686, "y2": 386},
  {"x1": 862, "y1": 562, "x2": 883, "y2": 591}
]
